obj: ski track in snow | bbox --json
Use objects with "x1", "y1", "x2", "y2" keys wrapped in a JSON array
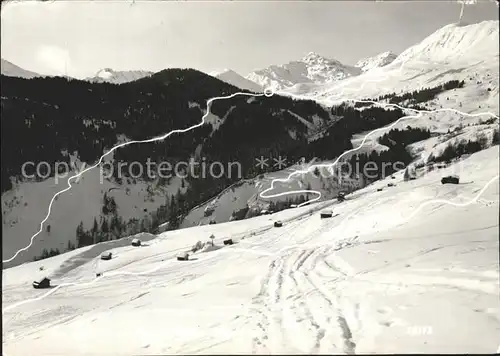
[{"x1": 250, "y1": 240, "x2": 361, "y2": 354}]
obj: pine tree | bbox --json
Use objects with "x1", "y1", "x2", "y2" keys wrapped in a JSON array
[
  {"x1": 116, "y1": 215, "x2": 124, "y2": 234},
  {"x1": 102, "y1": 192, "x2": 109, "y2": 214},
  {"x1": 140, "y1": 216, "x2": 151, "y2": 233},
  {"x1": 403, "y1": 167, "x2": 410, "y2": 181},
  {"x1": 76, "y1": 221, "x2": 84, "y2": 247},
  {"x1": 91, "y1": 218, "x2": 98, "y2": 233},
  {"x1": 151, "y1": 213, "x2": 159, "y2": 232},
  {"x1": 131, "y1": 218, "x2": 140, "y2": 235},
  {"x1": 109, "y1": 215, "x2": 116, "y2": 235},
  {"x1": 67, "y1": 240, "x2": 75, "y2": 251},
  {"x1": 493, "y1": 128, "x2": 500, "y2": 145},
  {"x1": 102, "y1": 192, "x2": 117, "y2": 215},
  {"x1": 168, "y1": 194, "x2": 179, "y2": 228},
  {"x1": 91, "y1": 218, "x2": 99, "y2": 243}
]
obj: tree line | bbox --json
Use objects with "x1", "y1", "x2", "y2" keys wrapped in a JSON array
[
  {"x1": 378, "y1": 126, "x2": 431, "y2": 147},
  {"x1": 354, "y1": 80, "x2": 465, "y2": 109}
]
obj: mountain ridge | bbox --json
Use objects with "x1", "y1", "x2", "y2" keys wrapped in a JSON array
[
  {"x1": 354, "y1": 51, "x2": 398, "y2": 72},
  {"x1": 1, "y1": 59, "x2": 41, "y2": 79},
  {"x1": 209, "y1": 68, "x2": 263, "y2": 92},
  {"x1": 393, "y1": 20, "x2": 499, "y2": 64},
  {"x1": 245, "y1": 51, "x2": 361, "y2": 91}
]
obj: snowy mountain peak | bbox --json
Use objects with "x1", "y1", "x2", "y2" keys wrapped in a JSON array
[
  {"x1": 394, "y1": 20, "x2": 499, "y2": 64},
  {"x1": 95, "y1": 68, "x2": 115, "y2": 80},
  {"x1": 380, "y1": 51, "x2": 397, "y2": 58},
  {"x1": 87, "y1": 68, "x2": 154, "y2": 84},
  {"x1": 1, "y1": 59, "x2": 40, "y2": 79},
  {"x1": 246, "y1": 53, "x2": 361, "y2": 91},
  {"x1": 301, "y1": 52, "x2": 333, "y2": 64},
  {"x1": 354, "y1": 51, "x2": 398, "y2": 72}
]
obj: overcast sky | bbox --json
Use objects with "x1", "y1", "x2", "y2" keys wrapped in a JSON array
[{"x1": 1, "y1": 0, "x2": 498, "y2": 79}]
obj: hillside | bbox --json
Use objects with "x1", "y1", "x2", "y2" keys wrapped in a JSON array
[
  {"x1": 3, "y1": 145, "x2": 499, "y2": 354},
  {"x1": 2, "y1": 68, "x2": 354, "y2": 267},
  {"x1": 394, "y1": 20, "x2": 498, "y2": 64}
]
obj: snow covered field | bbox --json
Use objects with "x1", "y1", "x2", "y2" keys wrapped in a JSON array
[{"x1": 3, "y1": 146, "x2": 499, "y2": 355}]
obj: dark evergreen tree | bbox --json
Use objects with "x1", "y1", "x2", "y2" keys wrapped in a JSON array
[
  {"x1": 76, "y1": 221, "x2": 85, "y2": 247},
  {"x1": 101, "y1": 219, "x2": 109, "y2": 241},
  {"x1": 91, "y1": 218, "x2": 99, "y2": 243},
  {"x1": 493, "y1": 128, "x2": 500, "y2": 145}
]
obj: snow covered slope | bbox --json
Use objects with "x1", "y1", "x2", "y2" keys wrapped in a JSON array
[
  {"x1": 394, "y1": 20, "x2": 498, "y2": 64},
  {"x1": 1, "y1": 59, "x2": 40, "y2": 79},
  {"x1": 354, "y1": 51, "x2": 398, "y2": 72},
  {"x1": 3, "y1": 145, "x2": 499, "y2": 355},
  {"x1": 1, "y1": 152, "x2": 188, "y2": 269},
  {"x1": 87, "y1": 68, "x2": 154, "y2": 84},
  {"x1": 246, "y1": 52, "x2": 361, "y2": 91},
  {"x1": 180, "y1": 157, "x2": 362, "y2": 228},
  {"x1": 210, "y1": 69, "x2": 263, "y2": 92},
  {"x1": 310, "y1": 21, "x2": 499, "y2": 115}
]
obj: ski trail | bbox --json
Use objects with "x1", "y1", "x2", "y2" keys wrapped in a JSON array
[{"x1": 249, "y1": 230, "x2": 365, "y2": 353}]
